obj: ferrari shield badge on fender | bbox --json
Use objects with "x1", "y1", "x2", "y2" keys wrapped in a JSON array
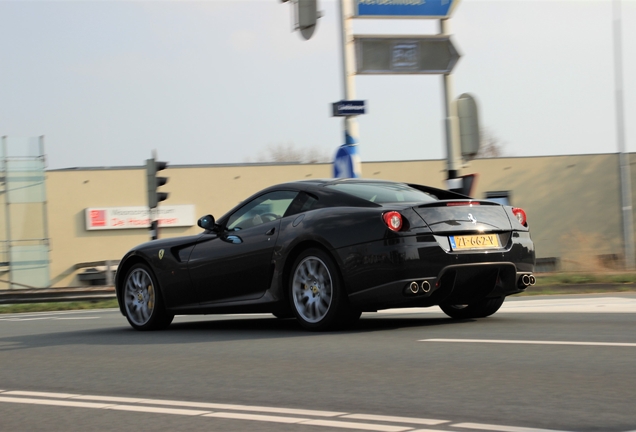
[{"x1": 158, "y1": 249, "x2": 164, "y2": 260}]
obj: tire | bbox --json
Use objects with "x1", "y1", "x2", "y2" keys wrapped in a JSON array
[
  {"x1": 289, "y1": 248, "x2": 359, "y2": 331},
  {"x1": 439, "y1": 296, "x2": 505, "y2": 319},
  {"x1": 122, "y1": 263, "x2": 174, "y2": 331}
]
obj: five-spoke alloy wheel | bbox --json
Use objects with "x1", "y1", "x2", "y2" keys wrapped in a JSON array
[
  {"x1": 123, "y1": 263, "x2": 173, "y2": 330},
  {"x1": 289, "y1": 248, "x2": 360, "y2": 331}
]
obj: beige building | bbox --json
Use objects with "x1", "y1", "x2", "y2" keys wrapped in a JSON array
[{"x1": 1, "y1": 153, "x2": 633, "y2": 288}]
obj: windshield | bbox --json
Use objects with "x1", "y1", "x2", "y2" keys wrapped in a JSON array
[{"x1": 326, "y1": 182, "x2": 438, "y2": 204}]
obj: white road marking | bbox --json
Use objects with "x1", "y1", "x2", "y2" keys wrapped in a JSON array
[
  {"x1": 419, "y1": 339, "x2": 636, "y2": 347},
  {"x1": 340, "y1": 414, "x2": 447, "y2": 425},
  {"x1": 410, "y1": 430, "x2": 455, "y2": 432},
  {"x1": 134, "y1": 398, "x2": 347, "y2": 417},
  {"x1": 204, "y1": 412, "x2": 308, "y2": 424},
  {"x1": 0, "y1": 389, "x2": 576, "y2": 432},
  {"x1": 72, "y1": 395, "x2": 146, "y2": 403},
  {"x1": 4, "y1": 390, "x2": 345, "y2": 417},
  {"x1": 301, "y1": 419, "x2": 411, "y2": 432},
  {"x1": 0, "y1": 396, "x2": 112, "y2": 409},
  {"x1": 106, "y1": 405, "x2": 210, "y2": 416},
  {"x1": 453, "y1": 422, "x2": 571, "y2": 432},
  {"x1": 54, "y1": 317, "x2": 99, "y2": 320},
  {"x1": 6, "y1": 391, "x2": 79, "y2": 399}
]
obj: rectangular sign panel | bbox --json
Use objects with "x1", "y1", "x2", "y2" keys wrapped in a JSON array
[
  {"x1": 355, "y1": 35, "x2": 460, "y2": 74},
  {"x1": 85, "y1": 205, "x2": 196, "y2": 231},
  {"x1": 332, "y1": 100, "x2": 366, "y2": 116},
  {"x1": 355, "y1": 0, "x2": 459, "y2": 19}
]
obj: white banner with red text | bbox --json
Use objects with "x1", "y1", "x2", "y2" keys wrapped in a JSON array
[{"x1": 85, "y1": 205, "x2": 196, "y2": 230}]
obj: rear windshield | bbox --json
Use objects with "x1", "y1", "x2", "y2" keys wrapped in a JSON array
[{"x1": 326, "y1": 182, "x2": 438, "y2": 204}]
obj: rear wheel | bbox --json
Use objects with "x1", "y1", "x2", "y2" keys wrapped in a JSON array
[
  {"x1": 440, "y1": 296, "x2": 505, "y2": 319},
  {"x1": 122, "y1": 263, "x2": 174, "y2": 331},
  {"x1": 289, "y1": 248, "x2": 359, "y2": 331}
]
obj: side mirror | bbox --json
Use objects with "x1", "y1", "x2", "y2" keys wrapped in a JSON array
[{"x1": 197, "y1": 214, "x2": 216, "y2": 230}]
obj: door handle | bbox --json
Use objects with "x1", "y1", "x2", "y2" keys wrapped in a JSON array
[{"x1": 265, "y1": 227, "x2": 275, "y2": 236}]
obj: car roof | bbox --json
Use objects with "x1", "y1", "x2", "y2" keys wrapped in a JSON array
[{"x1": 278, "y1": 178, "x2": 404, "y2": 189}]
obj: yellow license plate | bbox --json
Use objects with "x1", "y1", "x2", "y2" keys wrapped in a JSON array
[{"x1": 450, "y1": 234, "x2": 500, "y2": 250}]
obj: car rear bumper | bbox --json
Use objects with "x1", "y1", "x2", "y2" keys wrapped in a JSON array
[{"x1": 337, "y1": 231, "x2": 535, "y2": 310}]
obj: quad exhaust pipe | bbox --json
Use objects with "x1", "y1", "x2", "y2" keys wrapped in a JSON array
[{"x1": 519, "y1": 274, "x2": 536, "y2": 288}]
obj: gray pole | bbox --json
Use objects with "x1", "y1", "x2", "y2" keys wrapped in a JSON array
[
  {"x1": 337, "y1": 0, "x2": 361, "y2": 175},
  {"x1": 39, "y1": 136, "x2": 51, "y2": 286},
  {"x1": 439, "y1": 19, "x2": 461, "y2": 186},
  {"x1": 2, "y1": 136, "x2": 12, "y2": 289},
  {"x1": 613, "y1": 0, "x2": 634, "y2": 269}
]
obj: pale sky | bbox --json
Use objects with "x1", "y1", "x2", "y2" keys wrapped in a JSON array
[{"x1": 0, "y1": 0, "x2": 635, "y2": 170}]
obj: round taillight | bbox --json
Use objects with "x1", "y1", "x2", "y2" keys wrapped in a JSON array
[
  {"x1": 512, "y1": 208, "x2": 527, "y2": 226},
  {"x1": 383, "y1": 211, "x2": 403, "y2": 232}
]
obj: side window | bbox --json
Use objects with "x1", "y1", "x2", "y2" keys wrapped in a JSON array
[
  {"x1": 226, "y1": 190, "x2": 298, "y2": 230},
  {"x1": 284, "y1": 192, "x2": 319, "y2": 217}
]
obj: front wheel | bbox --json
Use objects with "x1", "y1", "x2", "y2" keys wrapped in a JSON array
[
  {"x1": 289, "y1": 248, "x2": 359, "y2": 331},
  {"x1": 122, "y1": 263, "x2": 174, "y2": 331},
  {"x1": 439, "y1": 296, "x2": 505, "y2": 319}
]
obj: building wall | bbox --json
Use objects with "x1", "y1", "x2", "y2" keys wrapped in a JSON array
[
  {"x1": 470, "y1": 154, "x2": 623, "y2": 260},
  {"x1": 43, "y1": 154, "x2": 628, "y2": 287}
]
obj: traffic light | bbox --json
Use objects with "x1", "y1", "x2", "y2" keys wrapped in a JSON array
[
  {"x1": 146, "y1": 158, "x2": 169, "y2": 209},
  {"x1": 281, "y1": 0, "x2": 320, "y2": 40}
]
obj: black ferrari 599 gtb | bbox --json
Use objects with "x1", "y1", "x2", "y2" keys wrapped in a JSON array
[{"x1": 116, "y1": 179, "x2": 535, "y2": 331}]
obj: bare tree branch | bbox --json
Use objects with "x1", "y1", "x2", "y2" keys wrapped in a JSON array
[
  {"x1": 476, "y1": 128, "x2": 507, "y2": 158},
  {"x1": 247, "y1": 142, "x2": 331, "y2": 164}
]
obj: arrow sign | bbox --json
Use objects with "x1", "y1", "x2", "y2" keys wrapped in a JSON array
[
  {"x1": 355, "y1": 0, "x2": 461, "y2": 19},
  {"x1": 355, "y1": 35, "x2": 460, "y2": 75}
]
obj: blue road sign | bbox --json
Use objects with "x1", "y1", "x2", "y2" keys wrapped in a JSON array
[
  {"x1": 332, "y1": 100, "x2": 366, "y2": 117},
  {"x1": 355, "y1": 0, "x2": 459, "y2": 18}
]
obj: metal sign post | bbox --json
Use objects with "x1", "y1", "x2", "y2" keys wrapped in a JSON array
[
  {"x1": 336, "y1": 0, "x2": 361, "y2": 178},
  {"x1": 335, "y1": 0, "x2": 465, "y2": 185},
  {"x1": 440, "y1": 19, "x2": 462, "y2": 183},
  {"x1": 613, "y1": 0, "x2": 635, "y2": 269}
]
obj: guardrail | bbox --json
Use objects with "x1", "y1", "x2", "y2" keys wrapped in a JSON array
[
  {"x1": 0, "y1": 260, "x2": 120, "y2": 301},
  {"x1": 0, "y1": 286, "x2": 115, "y2": 305}
]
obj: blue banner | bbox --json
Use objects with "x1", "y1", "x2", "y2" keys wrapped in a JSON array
[{"x1": 333, "y1": 134, "x2": 361, "y2": 178}]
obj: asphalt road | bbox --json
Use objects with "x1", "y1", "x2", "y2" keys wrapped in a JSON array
[{"x1": 1, "y1": 294, "x2": 635, "y2": 432}]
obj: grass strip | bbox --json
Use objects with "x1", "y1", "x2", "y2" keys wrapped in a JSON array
[{"x1": 536, "y1": 273, "x2": 636, "y2": 285}]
